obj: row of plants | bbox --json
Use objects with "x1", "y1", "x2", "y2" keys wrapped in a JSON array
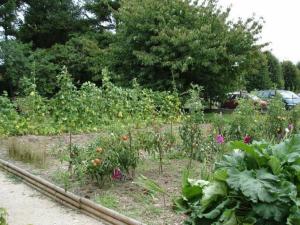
[
  {"x1": 211, "y1": 96, "x2": 300, "y2": 144},
  {"x1": 0, "y1": 68, "x2": 181, "y2": 136}
]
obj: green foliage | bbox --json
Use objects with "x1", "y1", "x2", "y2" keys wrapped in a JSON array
[
  {"x1": 0, "y1": 92, "x2": 20, "y2": 135},
  {"x1": 0, "y1": 0, "x2": 18, "y2": 40},
  {"x1": 0, "y1": 40, "x2": 32, "y2": 94},
  {"x1": 245, "y1": 53, "x2": 273, "y2": 91},
  {"x1": 61, "y1": 131, "x2": 139, "y2": 185},
  {"x1": 180, "y1": 85, "x2": 205, "y2": 164},
  {"x1": 226, "y1": 98, "x2": 263, "y2": 141},
  {"x1": 265, "y1": 95, "x2": 289, "y2": 141},
  {"x1": 265, "y1": 51, "x2": 284, "y2": 89},
  {"x1": 19, "y1": 0, "x2": 82, "y2": 48},
  {"x1": 111, "y1": 0, "x2": 263, "y2": 99},
  {"x1": 0, "y1": 208, "x2": 8, "y2": 225},
  {"x1": 175, "y1": 135, "x2": 300, "y2": 225},
  {"x1": 282, "y1": 61, "x2": 300, "y2": 91}
]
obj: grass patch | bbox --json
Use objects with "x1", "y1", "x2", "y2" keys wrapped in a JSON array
[
  {"x1": 95, "y1": 193, "x2": 119, "y2": 209},
  {"x1": 8, "y1": 137, "x2": 47, "y2": 168}
]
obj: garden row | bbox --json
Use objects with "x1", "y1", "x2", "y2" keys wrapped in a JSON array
[{"x1": 0, "y1": 68, "x2": 180, "y2": 136}]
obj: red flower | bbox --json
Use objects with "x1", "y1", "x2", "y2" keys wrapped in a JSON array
[
  {"x1": 112, "y1": 168, "x2": 122, "y2": 180},
  {"x1": 244, "y1": 135, "x2": 251, "y2": 144}
]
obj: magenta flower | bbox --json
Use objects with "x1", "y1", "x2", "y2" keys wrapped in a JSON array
[
  {"x1": 112, "y1": 168, "x2": 122, "y2": 180},
  {"x1": 244, "y1": 135, "x2": 251, "y2": 144},
  {"x1": 288, "y1": 124, "x2": 294, "y2": 131},
  {"x1": 216, "y1": 134, "x2": 225, "y2": 144}
]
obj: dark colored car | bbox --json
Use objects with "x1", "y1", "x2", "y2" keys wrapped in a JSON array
[
  {"x1": 222, "y1": 91, "x2": 267, "y2": 109},
  {"x1": 256, "y1": 90, "x2": 300, "y2": 109}
]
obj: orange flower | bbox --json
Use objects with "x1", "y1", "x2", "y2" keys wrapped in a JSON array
[
  {"x1": 94, "y1": 158, "x2": 102, "y2": 165},
  {"x1": 121, "y1": 135, "x2": 129, "y2": 141},
  {"x1": 96, "y1": 147, "x2": 103, "y2": 153}
]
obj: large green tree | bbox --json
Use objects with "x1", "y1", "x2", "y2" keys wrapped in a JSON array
[
  {"x1": 282, "y1": 61, "x2": 299, "y2": 91},
  {"x1": 27, "y1": 36, "x2": 106, "y2": 95},
  {"x1": 18, "y1": 0, "x2": 83, "y2": 48},
  {"x1": 83, "y1": 0, "x2": 120, "y2": 32},
  {"x1": 0, "y1": 0, "x2": 19, "y2": 40},
  {"x1": 265, "y1": 51, "x2": 284, "y2": 88},
  {"x1": 0, "y1": 40, "x2": 32, "y2": 95},
  {"x1": 245, "y1": 53, "x2": 272, "y2": 91},
  {"x1": 110, "y1": 0, "x2": 263, "y2": 100}
]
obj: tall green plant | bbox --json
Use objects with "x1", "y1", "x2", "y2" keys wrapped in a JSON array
[{"x1": 180, "y1": 85, "x2": 204, "y2": 168}]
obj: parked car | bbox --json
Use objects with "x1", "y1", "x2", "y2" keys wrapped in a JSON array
[
  {"x1": 222, "y1": 91, "x2": 267, "y2": 109},
  {"x1": 256, "y1": 90, "x2": 300, "y2": 109}
]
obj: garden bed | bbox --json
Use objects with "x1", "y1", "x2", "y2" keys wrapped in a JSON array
[{"x1": 0, "y1": 133, "x2": 203, "y2": 225}]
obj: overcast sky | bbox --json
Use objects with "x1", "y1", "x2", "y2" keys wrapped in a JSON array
[{"x1": 218, "y1": 0, "x2": 300, "y2": 63}]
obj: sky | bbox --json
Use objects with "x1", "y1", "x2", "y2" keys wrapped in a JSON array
[{"x1": 218, "y1": 0, "x2": 300, "y2": 63}]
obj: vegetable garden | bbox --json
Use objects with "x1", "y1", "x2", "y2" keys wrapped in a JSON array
[{"x1": 1, "y1": 70, "x2": 300, "y2": 224}]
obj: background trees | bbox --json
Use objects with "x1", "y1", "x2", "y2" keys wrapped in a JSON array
[
  {"x1": 282, "y1": 61, "x2": 300, "y2": 91},
  {"x1": 110, "y1": 0, "x2": 263, "y2": 100},
  {"x1": 0, "y1": 0, "x2": 299, "y2": 99}
]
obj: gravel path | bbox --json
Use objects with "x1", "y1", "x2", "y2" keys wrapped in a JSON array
[{"x1": 0, "y1": 170, "x2": 104, "y2": 225}]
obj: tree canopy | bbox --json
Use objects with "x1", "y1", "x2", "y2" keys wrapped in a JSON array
[{"x1": 0, "y1": 0, "x2": 298, "y2": 98}]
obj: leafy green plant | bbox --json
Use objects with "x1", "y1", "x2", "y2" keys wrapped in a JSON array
[
  {"x1": 59, "y1": 131, "x2": 139, "y2": 185},
  {"x1": 0, "y1": 92, "x2": 20, "y2": 136},
  {"x1": 265, "y1": 95, "x2": 289, "y2": 141},
  {"x1": 227, "y1": 98, "x2": 263, "y2": 141},
  {"x1": 175, "y1": 135, "x2": 300, "y2": 225},
  {"x1": 180, "y1": 85, "x2": 205, "y2": 167},
  {"x1": 0, "y1": 208, "x2": 8, "y2": 225}
]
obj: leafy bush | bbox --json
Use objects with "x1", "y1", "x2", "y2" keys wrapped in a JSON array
[
  {"x1": 0, "y1": 93, "x2": 20, "y2": 135},
  {"x1": 175, "y1": 135, "x2": 300, "y2": 225},
  {"x1": 180, "y1": 85, "x2": 205, "y2": 165},
  {"x1": 226, "y1": 98, "x2": 263, "y2": 141},
  {"x1": 61, "y1": 131, "x2": 139, "y2": 185},
  {"x1": 0, "y1": 208, "x2": 8, "y2": 225},
  {"x1": 265, "y1": 95, "x2": 289, "y2": 141},
  {"x1": 0, "y1": 69, "x2": 181, "y2": 136}
]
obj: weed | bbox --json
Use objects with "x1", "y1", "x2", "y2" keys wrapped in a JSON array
[
  {"x1": 8, "y1": 138, "x2": 47, "y2": 168},
  {"x1": 95, "y1": 193, "x2": 119, "y2": 209}
]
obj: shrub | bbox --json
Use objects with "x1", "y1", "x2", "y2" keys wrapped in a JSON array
[
  {"x1": 175, "y1": 135, "x2": 300, "y2": 225},
  {"x1": 0, "y1": 93, "x2": 19, "y2": 136},
  {"x1": 0, "y1": 208, "x2": 8, "y2": 225},
  {"x1": 226, "y1": 98, "x2": 263, "y2": 141},
  {"x1": 265, "y1": 95, "x2": 289, "y2": 141},
  {"x1": 62, "y1": 132, "x2": 139, "y2": 185}
]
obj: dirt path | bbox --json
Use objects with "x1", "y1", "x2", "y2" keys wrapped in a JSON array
[{"x1": 0, "y1": 170, "x2": 104, "y2": 225}]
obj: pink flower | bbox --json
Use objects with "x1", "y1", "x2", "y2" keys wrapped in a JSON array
[
  {"x1": 288, "y1": 124, "x2": 294, "y2": 131},
  {"x1": 244, "y1": 135, "x2": 251, "y2": 144},
  {"x1": 216, "y1": 134, "x2": 225, "y2": 144},
  {"x1": 112, "y1": 168, "x2": 122, "y2": 180}
]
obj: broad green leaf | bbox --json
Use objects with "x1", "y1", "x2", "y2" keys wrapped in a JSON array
[
  {"x1": 231, "y1": 141, "x2": 268, "y2": 167},
  {"x1": 272, "y1": 135, "x2": 300, "y2": 163},
  {"x1": 200, "y1": 181, "x2": 227, "y2": 209},
  {"x1": 287, "y1": 206, "x2": 300, "y2": 225},
  {"x1": 253, "y1": 202, "x2": 289, "y2": 222},
  {"x1": 214, "y1": 169, "x2": 228, "y2": 182},
  {"x1": 215, "y1": 209, "x2": 238, "y2": 225},
  {"x1": 216, "y1": 150, "x2": 246, "y2": 171},
  {"x1": 200, "y1": 199, "x2": 230, "y2": 219},
  {"x1": 227, "y1": 169, "x2": 278, "y2": 203},
  {"x1": 268, "y1": 156, "x2": 282, "y2": 175}
]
